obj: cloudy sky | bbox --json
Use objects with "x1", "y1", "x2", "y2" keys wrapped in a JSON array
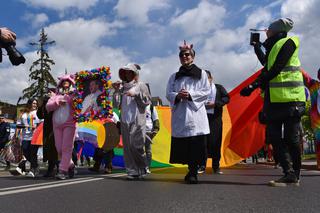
[{"x1": 0, "y1": 0, "x2": 319, "y2": 104}]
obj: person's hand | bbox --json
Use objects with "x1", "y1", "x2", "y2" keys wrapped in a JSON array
[
  {"x1": 48, "y1": 91, "x2": 55, "y2": 97},
  {"x1": 205, "y1": 101, "x2": 215, "y2": 109},
  {"x1": 125, "y1": 90, "x2": 136, "y2": 97},
  {"x1": 0, "y1": 27, "x2": 16, "y2": 43},
  {"x1": 240, "y1": 85, "x2": 254, "y2": 96},
  {"x1": 59, "y1": 99, "x2": 67, "y2": 105},
  {"x1": 177, "y1": 89, "x2": 190, "y2": 100},
  {"x1": 112, "y1": 81, "x2": 122, "y2": 90},
  {"x1": 252, "y1": 41, "x2": 261, "y2": 47}
]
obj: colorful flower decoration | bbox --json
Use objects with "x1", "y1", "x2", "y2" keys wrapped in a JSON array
[{"x1": 73, "y1": 66, "x2": 113, "y2": 122}]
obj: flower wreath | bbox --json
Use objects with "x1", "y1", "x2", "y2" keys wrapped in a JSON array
[{"x1": 74, "y1": 66, "x2": 113, "y2": 122}]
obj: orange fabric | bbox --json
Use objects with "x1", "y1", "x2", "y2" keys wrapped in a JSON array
[{"x1": 31, "y1": 122, "x2": 43, "y2": 146}]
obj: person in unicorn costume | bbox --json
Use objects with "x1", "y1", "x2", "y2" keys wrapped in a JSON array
[
  {"x1": 302, "y1": 68, "x2": 320, "y2": 169},
  {"x1": 46, "y1": 74, "x2": 76, "y2": 180}
]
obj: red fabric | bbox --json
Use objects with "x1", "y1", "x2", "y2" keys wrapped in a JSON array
[{"x1": 227, "y1": 69, "x2": 266, "y2": 158}]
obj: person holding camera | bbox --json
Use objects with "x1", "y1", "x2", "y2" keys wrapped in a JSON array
[
  {"x1": 0, "y1": 27, "x2": 16, "y2": 43},
  {"x1": 0, "y1": 27, "x2": 25, "y2": 65},
  {"x1": 240, "y1": 18, "x2": 305, "y2": 186}
]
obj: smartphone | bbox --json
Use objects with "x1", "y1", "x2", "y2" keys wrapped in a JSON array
[{"x1": 250, "y1": 32, "x2": 260, "y2": 45}]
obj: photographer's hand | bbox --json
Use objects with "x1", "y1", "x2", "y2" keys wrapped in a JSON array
[
  {"x1": 240, "y1": 85, "x2": 254, "y2": 96},
  {"x1": 0, "y1": 27, "x2": 16, "y2": 43}
]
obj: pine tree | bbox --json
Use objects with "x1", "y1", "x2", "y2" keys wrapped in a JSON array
[{"x1": 22, "y1": 28, "x2": 57, "y2": 100}]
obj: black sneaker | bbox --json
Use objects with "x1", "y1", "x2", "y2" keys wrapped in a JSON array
[
  {"x1": 126, "y1": 174, "x2": 140, "y2": 180},
  {"x1": 69, "y1": 166, "x2": 76, "y2": 178},
  {"x1": 213, "y1": 169, "x2": 223, "y2": 175},
  {"x1": 68, "y1": 165, "x2": 76, "y2": 179},
  {"x1": 43, "y1": 170, "x2": 56, "y2": 178},
  {"x1": 27, "y1": 168, "x2": 40, "y2": 178},
  {"x1": 184, "y1": 173, "x2": 198, "y2": 184},
  {"x1": 197, "y1": 166, "x2": 205, "y2": 174},
  {"x1": 88, "y1": 167, "x2": 100, "y2": 173},
  {"x1": 187, "y1": 175, "x2": 198, "y2": 184},
  {"x1": 269, "y1": 173, "x2": 299, "y2": 187}
]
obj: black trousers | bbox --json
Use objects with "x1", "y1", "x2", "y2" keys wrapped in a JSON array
[
  {"x1": 204, "y1": 114, "x2": 223, "y2": 170},
  {"x1": 18, "y1": 140, "x2": 39, "y2": 171},
  {"x1": 93, "y1": 148, "x2": 114, "y2": 169},
  {"x1": 267, "y1": 116, "x2": 301, "y2": 177}
]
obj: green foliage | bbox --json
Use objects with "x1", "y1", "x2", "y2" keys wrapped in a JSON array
[
  {"x1": 301, "y1": 100, "x2": 315, "y2": 143},
  {"x1": 22, "y1": 28, "x2": 57, "y2": 100}
]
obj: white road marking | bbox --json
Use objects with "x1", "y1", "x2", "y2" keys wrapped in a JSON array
[
  {"x1": 101, "y1": 173, "x2": 127, "y2": 178},
  {"x1": 0, "y1": 177, "x2": 94, "y2": 192},
  {"x1": 0, "y1": 177, "x2": 103, "y2": 196},
  {"x1": 0, "y1": 168, "x2": 169, "y2": 196}
]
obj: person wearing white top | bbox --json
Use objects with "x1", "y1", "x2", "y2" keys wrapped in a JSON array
[
  {"x1": 81, "y1": 80, "x2": 102, "y2": 114},
  {"x1": 15, "y1": 98, "x2": 41, "y2": 177},
  {"x1": 200, "y1": 71, "x2": 229, "y2": 174},
  {"x1": 166, "y1": 41, "x2": 210, "y2": 184}
]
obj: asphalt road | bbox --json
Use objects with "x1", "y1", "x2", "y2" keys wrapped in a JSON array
[{"x1": 0, "y1": 164, "x2": 319, "y2": 213}]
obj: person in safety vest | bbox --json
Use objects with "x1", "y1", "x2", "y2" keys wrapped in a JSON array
[{"x1": 240, "y1": 18, "x2": 305, "y2": 187}]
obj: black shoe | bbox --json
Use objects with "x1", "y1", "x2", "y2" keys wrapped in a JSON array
[
  {"x1": 26, "y1": 168, "x2": 40, "y2": 178},
  {"x1": 184, "y1": 173, "x2": 198, "y2": 184},
  {"x1": 213, "y1": 169, "x2": 223, "y2": 175},
  {"x1": 89, "y1": 167, "x2": 100, "y2": 173},
  {"x1": 126, "y1": 174, "x2": 140, "y2": 180},
  {"x1": 68, "y1": 165, "x2": 76, "y2": 178},
  {"x1": 197, "y1": 166, "x2": 205, "y2": 174},
  {"x1": 43, "y1": 169, "x2": 56, "y2": 178},
  {"x1": 269, "y1": 173, "x2": 299, "y2": 187}
]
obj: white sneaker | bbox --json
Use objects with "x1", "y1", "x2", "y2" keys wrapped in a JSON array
[
  {"x1": 146, "y1": 167, "x2": 151, "y2": 174},
  {"x1": 26, "y1": 171, "x2": 35, "y2": 178},
  {"x1": 56, "y1": 172, "x2": 67, "y2": 180},
  {"x1": 15, "y1": 167, "x2": 26, "y2": 176}
]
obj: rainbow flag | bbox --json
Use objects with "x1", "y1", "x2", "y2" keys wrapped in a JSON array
[{"x1": 118, "y1": 70, "x2": 266, "y2": 168}]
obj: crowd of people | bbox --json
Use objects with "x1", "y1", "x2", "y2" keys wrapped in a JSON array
[{"x1": 0, "y1": 16, "x2": 317, "y2": 187}]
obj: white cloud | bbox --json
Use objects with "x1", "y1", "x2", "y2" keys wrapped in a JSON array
[
  {"x1": 170, "y1": 0, "x2": 226, "y2": 36},
  {"x1": 0, "y1": 18, "x2": 129, "y2": 104},
  {"x1": 281, "y1": 0, "x2": 320, "y2": 75},
  {"x1": 140, "y1": 55, "x2": 180, "y2": 102},
  {"x1": 115, "y1": 0, "x2": 170, "y2": 25},
  {"x1": 0, "y1": 52, "x2": 39, "y2": 104},
  {"x1": 21, "y1": 0, "x2": 98, "y2": 11},
  {"x1": 45, "y1": 18, "x2": 124, "y2": 53},
  {"x1": 23, "y1": 13, "x2": 49, "y2": 28}
]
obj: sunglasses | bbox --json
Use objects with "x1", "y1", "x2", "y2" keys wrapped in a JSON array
[{"x1": 179, "y1": 52, "x2": 191, "y2": 57}]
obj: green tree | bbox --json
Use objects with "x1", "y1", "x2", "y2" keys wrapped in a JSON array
[
  {"x1": 22, "y1": 28, "x2": 57, "y2": 100},
  {"x1": 301, "y1": 100, "x2": 315, "y2": 143}
]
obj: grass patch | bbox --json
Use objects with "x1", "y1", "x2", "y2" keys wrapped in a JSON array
[{"x1": 302, "y1": 154, "x2": 316, "y2": 160}]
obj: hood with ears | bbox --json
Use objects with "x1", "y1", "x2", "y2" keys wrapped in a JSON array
[{"x1": 57, "y1": 74, "x2": 75, "y2": 88}]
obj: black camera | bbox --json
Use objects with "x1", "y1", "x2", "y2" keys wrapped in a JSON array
[
  {"x1": 250, "y1": 32, "x2": 260, "y2": 45},
  {"x1": 0, "y1": 40, "x2": 26, "y2": 66}
]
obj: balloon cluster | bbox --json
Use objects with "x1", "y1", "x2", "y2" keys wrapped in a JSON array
[{"x1": 74, "y1": 66, "x2": 113, "y2": 122}]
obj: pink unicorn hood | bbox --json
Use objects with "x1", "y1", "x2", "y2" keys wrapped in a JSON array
[{"x1": 57, "y1": 74, "x2": 75, "y2": 88}]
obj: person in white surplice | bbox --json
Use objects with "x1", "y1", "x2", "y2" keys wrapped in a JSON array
[{"x1": 166, "y1": 41, "x2": 210, "y2": 184}]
